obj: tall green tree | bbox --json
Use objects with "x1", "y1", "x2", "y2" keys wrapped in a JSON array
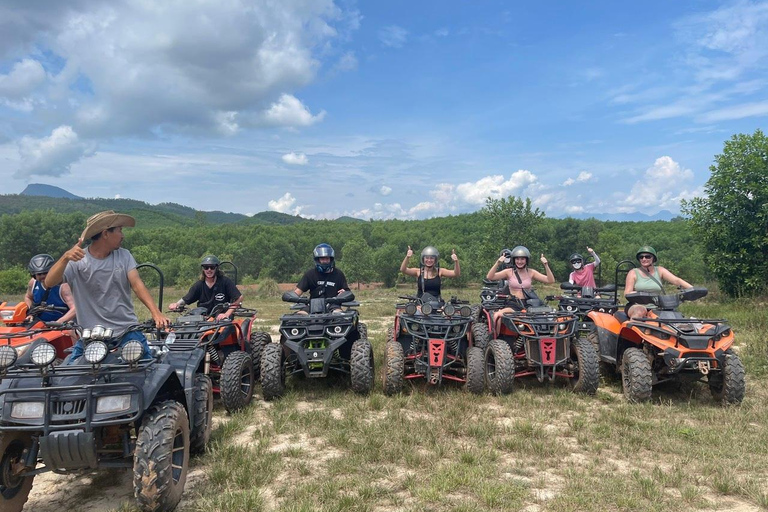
[
  {"x1": 341, "y1": 236, "x2": 373, "y2": 290},
  {"x1": 682, "y1": 129, "x2": 768, "y2": 297},
  {"x1": 480, "y1": 196, "x2": 545, "y2": 268}
]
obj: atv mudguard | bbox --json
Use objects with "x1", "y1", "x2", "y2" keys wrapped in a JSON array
[{"x1": 165, "y1": 347, "x2": 206, "y2": 415}]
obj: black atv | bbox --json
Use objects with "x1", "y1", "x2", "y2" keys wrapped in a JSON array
[
  {"x1": 168, "y1": 302, "x2": 268, "y2": 412},
  {"x1": 260, "y1": 290, "x2": 373, "y2": 400},
  {"x1": 0, "y1": 320, "x2": 211, "y2": 512},
  {"x1": 478, "y1": 293, "x2": 600, "y2": 396},
  {"x1": 547, "y1": 283, "x2": 619, "y2": 339},
  {"x1": 384, "y1": 294, "x2": 483, "y2": 395}
]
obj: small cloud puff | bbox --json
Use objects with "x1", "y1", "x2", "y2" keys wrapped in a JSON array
[
  {"x1": 15, "y1": 125, "x2": 95, "y2": 179},
  {"x1": 562, "y1": 171, "x2": 594, "y2": 186},
  {"x1": 380, "y1": 185, "x2": 392, "y2": 196},
  {"x1": 623, "y1": 156, "x2": 698, "y2": 210},
  {"x1": 268, "y1": 192, "x2": 305, "y2": 216},
  {"x1": 282, "y1": 152, "x2": 309, "y2": 165},
  {"x1": 263, "y1": 94, "x2": 326, "y2": 128},
  {"x1": 379, "y1": 25, "x2": 408, "y2": 48}
]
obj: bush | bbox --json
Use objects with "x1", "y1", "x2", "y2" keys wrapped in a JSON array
[
  {"x1": 0, "y1": 266, "x2": 29, "y2": 295},
  {"x1": 255, "y1": 278, "x2": 281, "y2": 298}
]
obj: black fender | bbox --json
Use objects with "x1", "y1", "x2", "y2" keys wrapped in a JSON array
[{"x1": 164, "y1": 348, "x2": 206, "y2": 417}]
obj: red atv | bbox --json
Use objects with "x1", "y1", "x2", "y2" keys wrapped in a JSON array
[
  {"x1": 0, "y1": 301, "x2": 76, "y2": 367},
  {"x1": 476, "y1": 292, "x2": 599, "y2": 395}
]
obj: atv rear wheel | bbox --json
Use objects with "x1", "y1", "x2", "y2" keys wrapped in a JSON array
[
  {"x1": 621, "y1": 347, "x2": 652, "y2": 403},
  {"x1": 485, "y1": 339, "x2": 514, "y2": 395},
  {"x1": 0, "y1": 432, "x2": 35, "y2": 512},
  {"x1": 261, "y1": 343, "x2": 286, "y2": 401},
  {"x1": 357, "y1": 322, "x2": 368, "y2": 341},
  {"x1": 190, "y1": 374, "x2": 213, "y2": 454},
  {"x1": 465, "y1": 346, "x2": 485, "y2": 394},
  {"x1": 568, "y1": 337, "x2": 599, "y2": 395},
  {"x1": 471, "y1": 321, "x2": 491, "y2": 351},
  {"x1": 133, "y1": 400, "x2": 189, "y2": 512},
  {"x1": 709, "y1": 350, "x2": 745, "y2": 405},
  {"x1": 350, "y1": 338, "x2": 374, "y2": 394},
  {"x1": 470, "y1": 304, "x2": 482, "y2": 322},
  {"x1": 248, "y1": 331, "x2": 272, "y2": 381},
  {"x1": 383, "y1": 341, "x2": 405, "y2": 396},
  {"x1": 221, "y1": 351, "x2": 254, "y2": 412}
]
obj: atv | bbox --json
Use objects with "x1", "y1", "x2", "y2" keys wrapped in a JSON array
[
  {"x1": 0, "y1": 302, "x2": 77, "y2": 366},
  {"x1": 476, "y1": 291, "x2": 600, "y2": 396},
  {"x1": 587, "y1": 285, "x2": 745, "y2": 405},
  {"x1": 167, "y1": 302, "x2": 270, "y2": 412},
  {"x1": 260, "y1": 290, "x2": 373, "y2": 400},
  {"x1": 383, "y1": 294, "x2": 484, "y2": 395},
  {"x1": 546, "y1": 283, "x2": 619, "y2": 339}
]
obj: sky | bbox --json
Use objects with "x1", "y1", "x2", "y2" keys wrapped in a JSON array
[{"x1": 1, "y1": 0, "x2": 767, "y2": 220}]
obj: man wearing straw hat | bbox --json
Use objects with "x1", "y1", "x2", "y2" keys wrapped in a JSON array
[{"x1": 46, "y1": 210, "x2": 170, "y2": 362}]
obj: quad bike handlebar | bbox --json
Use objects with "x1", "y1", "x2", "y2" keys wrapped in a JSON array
[
  {"x1": 282, "y1": 290, "x2": 357, "y2": 306},
  {"x1": 626, "y1": 286, "x2": 708, "y2": 307}
]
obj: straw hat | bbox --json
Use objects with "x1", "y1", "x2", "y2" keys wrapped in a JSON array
[{"x1": 81, "y1": 210, "x2": 136, "y2": 241}]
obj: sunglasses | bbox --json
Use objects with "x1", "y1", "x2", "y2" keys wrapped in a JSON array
[
  {"x1": 638, "y1": 254, "x2": 653, "y2": 260},
  {"x1": 34, "y1": 272, "x2": 48, "y2": 278},
  {"x1": 202, "y1": 265, "x2": 218, "y2": 270},
  {"x1": 570, "y1": 260, "x2": 582, "y2": 264}
]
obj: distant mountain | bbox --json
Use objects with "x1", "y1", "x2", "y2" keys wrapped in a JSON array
[
  {"x1": 243, "y1": 211, "x2": 308, "y2": 225},
  {"x1": 21, "y1": 184, "x2": 82, "y2": 200},
  {"x1": 559, "y1": 210, "x2": 680, "y2": 222}
]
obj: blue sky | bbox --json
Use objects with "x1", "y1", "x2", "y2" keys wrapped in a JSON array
[{"x1": 1, "y1": 0, "x2": 766, "y2": 219}]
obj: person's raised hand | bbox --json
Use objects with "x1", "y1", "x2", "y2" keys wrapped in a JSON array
[
  {"x1": 587, "y1": 246, "x2": 594, "y2": 253},
  {"x1": 540, "y1": 254, "x2": 548, "y2": 265},
  {"x1": 406, "y1": 246, "x2": 413, "y2": 258},
  {"x1": 64, "y1": 237, "x2": 86, "y2": 262},
  {"x1": 451, "y1": 249, "x2": 458, "y2": 262}
]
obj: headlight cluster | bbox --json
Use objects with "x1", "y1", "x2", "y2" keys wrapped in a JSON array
[
  {"x1": 31, "y1": 343, "x2": 57, "y2": 367},
  {"x1": 84, "y1": 341, "x2": 108, "y2": 364},
  {"x1": 325, "y1": 325, "x2": 350, "y2": 337},
  {"x1": 121, "y1": 340, "x2": 144, "y2": 363},
  {"x1": 11, "y1": 401, "x2": 44, "y2": 419},
  {"x1": 82, "y1": 324, "x2": 114, "y2": 341},
  {"x1": 0, "y1": 345, "x2": 18, "y2": 369},
  {"x1": 0, "y1": 310, "x2": 15, "y2": 321},
  {"x1": 282, "y1": 327, "x2": 306, "y2": 339},
  {"x1": 421, "y1": 303, "x2": 434, "y2": 315},
  {"x1": 96, "y1": 395, "x2": 132, "y2": 414}
]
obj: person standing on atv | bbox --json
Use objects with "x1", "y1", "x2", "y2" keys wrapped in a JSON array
[
  {"x1": 169, "y1": 255, "x2": 242, "y2": 320},
  {"x1": 624, "y1": 245, "x2": 692, "y2": 298},
  {"x1": 400, "y1": 246, "x2": 460, "y2": 301},
  {"x1": 293, "y1": 244, "x2": 349, "y2": 314},
  {"x1": 486, "y1": 246, "x2": 555, "y2": 334},
  {"x1": 567, "y1": 247, "x2": 600, "y2": 288},
  {"x1": 24, "y1": 253, "x2": 76, "y2": 323},
  {"x1": 45, "y1": 210, "x2": 170, "y2": 362}
]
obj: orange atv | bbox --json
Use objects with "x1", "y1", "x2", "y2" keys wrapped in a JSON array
[
  {"x1": 587, "y1": 287, "x2": 744, "y2": 405},
  {"x1": 0, "y1": 301, "x2": 76, "y2": 366},
  {"x1": 165, "y1": 302, "x2": 271, "y2": 412}
]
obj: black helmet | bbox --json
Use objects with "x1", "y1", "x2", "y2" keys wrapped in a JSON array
[
  {"x1": 510, "y1": 246, "x2": 531, "y2": 265},
  {"x1": 499, "y1": 248, "x2": 514, "y2": 268},
  {"x1": 313, "y1": 243, "x2": 335, "y2": 273},
  {"x1": 201, "y1": 255, "x2": 221, "y2": 267},
  {"x1": 569, "y1": 253, "x2": 584, "y2": 269},
  {"x1": 421, "y1": 246, "x2": 439, "y2": 266},
  {"x1": 28, "y1": 254, "x2": 54, "y2": 276}
]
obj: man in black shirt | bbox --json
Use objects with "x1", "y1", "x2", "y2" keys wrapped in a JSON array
[
  {"x1": 294, "y1": 243, "x2": 349, "y2": 306},
  {"x1": 170, "y1": 255, "x2": 242, "y2": 318}
]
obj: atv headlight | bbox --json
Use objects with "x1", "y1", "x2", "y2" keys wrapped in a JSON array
[
  {"x1": 405, "y1": 303, "x2": 417, "y2": 316},
  {"x1": 84, "y1": 341, "x2": 108, "y2": 364},
  {"x1": 0, "y1": 310, "x2": 14, "y2": 321},
  {"x1": 422, "y1": 303, "x2": 433, "y2": 315},
  {"x1": 452, "y1": 325, "x2": 462, "y2": 333},
  {"x1": 443, "y1": 303, "x2": 455, "y2": 316},
  {"x1": 11, "y1": 401, "x2": 44, "y2": 419},
  {"x1": 0, "y1": 345, "x2": 18, "y2": 369},
  {"x1": 121, "y1": 340, "x2": 144, "y2": 363},
  {"x1": 459, "y1": 306, "x2": 471, "y2": 317},
  {"x1": 31, "y1": 343, "x2": 57, "y2": 367},
  {"x1": 96, "y1": 395, "x2": 132, "y2": 414}
]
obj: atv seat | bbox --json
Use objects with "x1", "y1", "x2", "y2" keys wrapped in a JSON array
[{"x1": 614, "y1": 311, "x2": 629, "y2": 323}]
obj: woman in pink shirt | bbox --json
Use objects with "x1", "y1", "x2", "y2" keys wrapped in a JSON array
[{"x1": 568, "y1": 247, "x2": 600, "y2": 289}]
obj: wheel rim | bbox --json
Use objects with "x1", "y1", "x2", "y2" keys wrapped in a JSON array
[
  {"x1": 240, "y1": 362, "x2": 252, "y2": 397},
  {"x1": 171, "y1": 426, "x2": 185, "y2": 483},
  {"x1": 486, "y1": 350, "x2": 497, "y2": 385},
  {"x1": 1, "y1": 441, "x2": 25, "y2": 499}
]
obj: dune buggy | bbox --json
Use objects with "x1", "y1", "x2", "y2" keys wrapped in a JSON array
[
  {"x1": 165, "y1": 301, "x2": 270, "y2": 412},
  {"x1": 477, "y1": 292, "x2": 599, "y2": 396},
  {"x1": 384, "y1": 294, "x2": 483, "y2": 395},
  {"x1": 260, "y1": 290, "x2": 372, "y2": 400},
  {"x1": 588, "y1": 286, "x2": 745, "y2": 404},
  {"x1": 1, "y1": 302, "x2": 77, "y2": 366}
]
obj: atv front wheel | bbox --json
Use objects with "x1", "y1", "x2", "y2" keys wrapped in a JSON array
[
  {"x1": 465, "y1": 346, "x2": 485, "y2": 394},
  {"x1": 471, "y1": 321, "x2": 491, "y2": 351},
  {"x1": 383, "y1": 341, "x2": 405, "y2": 396},
  {"x1": 350, "y1": 338, "x2": 374, "y2": 394},
  {"x1": 248, "y1": 331, "x2": 272, "y2": 381},
  {"x1": 621, "y1": 348, "x2": 652, "y2": 403},
  {"x1": 190, "y1": 374, "x2": 213, "y2": 454},
  {"x1": 133, "y1": 400, "x2": 189, "y2": 512},
  {"x1": 0, "y1": 432, "x2": 35, "y2": 512},
  {"x1": 568, "y1": 337, "x2": 600, "y2": 395},
  {"x1": 587, "y1": 323, "x2": 616, "y2": 378},
  {"x1": 485, "y1": 339, "x2": 514, "y2": 395},
  {"x1": 357, "y1": 322, "x2": 368, "y2": 341},
  {"x1": 261, "y1": 343, "x2": 286, "y2": 401},
  {"x1": 709, "y1": 350, "x2": 745, "y2": 405},
  {"x1": 221, "y1": 351, "x2": 254, "y2": 412}
]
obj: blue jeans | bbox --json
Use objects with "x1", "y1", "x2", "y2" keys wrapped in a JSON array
[{"x1": 68, "y1": 330, "x2": 151, "y2": 364}]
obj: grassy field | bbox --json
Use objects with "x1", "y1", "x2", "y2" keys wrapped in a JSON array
[{"x1": 10, "y1": 284, "x2": 768, "y2": 511}]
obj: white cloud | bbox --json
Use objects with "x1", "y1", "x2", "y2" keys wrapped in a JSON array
[
  {"x1": 0, "y1": 58, "x2": 46, "y2": 100},
  {"x1": 379, "y1": 25, "x2": 408, "y2": 48},
  {"x1": 380, "y1": 185, "x2": 392, "y2": 196},
  {"x1": 698, "y1": 100, "x2": 768, "y2": 122},
  {"x1": 268, "y1": 192, "x2": 305, "y2": 216},
  {"x1": 261, "y1": 94, "x2": 326, "y2": 128},
  {"x1": 15, "y1": 125, "x2": 94, "y2": 178},
  {"x1": 282, "y1": 152, "x2": 309, "y2": 165},
  {"x1": 334, "y1": 51, "x2": 358, "y2": 72},
  {"x1": 562, "y1": 171, "x2": 593, "y2": 186},
  {"x1": 623, "y1": 156, "x2": 697, "y2": 210}
]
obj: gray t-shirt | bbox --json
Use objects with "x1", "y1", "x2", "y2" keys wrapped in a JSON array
[{"x1": 64, "y1": 247, "x2": 139, "y2": 337}]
